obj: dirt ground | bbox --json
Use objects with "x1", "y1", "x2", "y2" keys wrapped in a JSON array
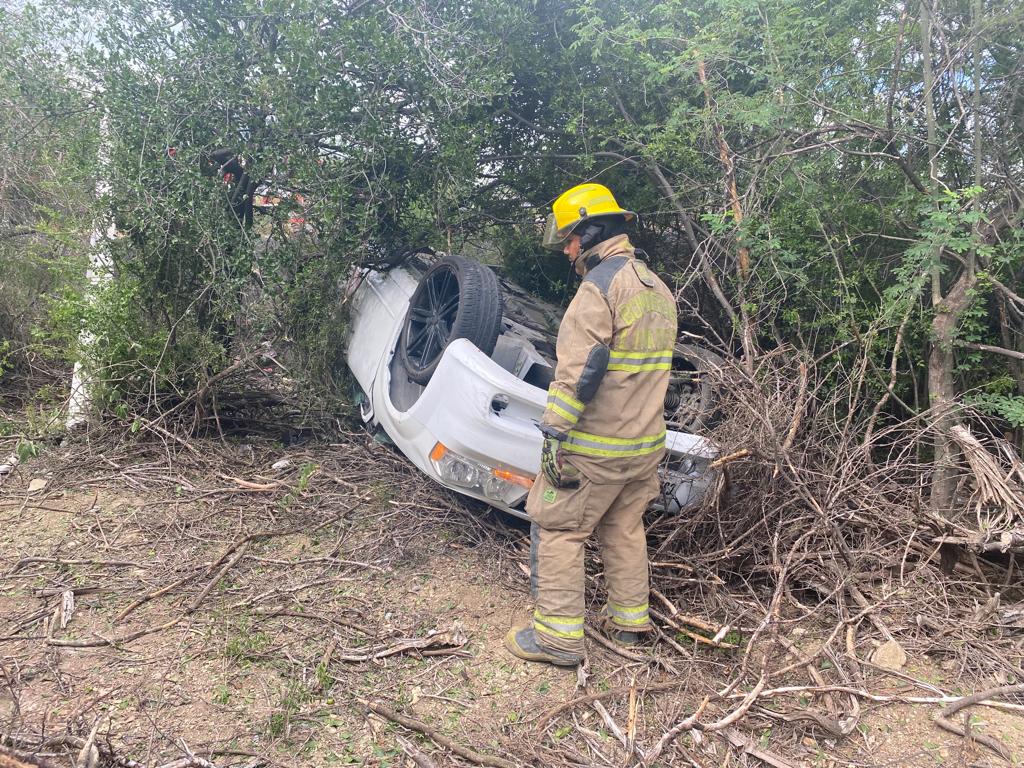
[{"x1": 2, "y1": 435, "x2": 1023, "y2": 767}]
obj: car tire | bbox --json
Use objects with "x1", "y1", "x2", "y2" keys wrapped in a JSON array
[
  {"x1": 664, "y1": 343, "x2": 724, "y2": 432},
  {"x1": 398, "y1": 255, "x2": 503, "y2": 385}
]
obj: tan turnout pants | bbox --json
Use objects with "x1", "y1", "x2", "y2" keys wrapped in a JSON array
[{"x1": 526, "y1": 469, "x2": 660, "y2": 654}]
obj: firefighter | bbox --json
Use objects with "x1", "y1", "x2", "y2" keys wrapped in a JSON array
[{"x1": 505, "y1": 183, "x2": 678, "y2": 667}]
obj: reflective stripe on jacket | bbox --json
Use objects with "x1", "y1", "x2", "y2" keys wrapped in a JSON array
[{"x1": 541, "y1": 234, "x2": 678, "y2": 483}]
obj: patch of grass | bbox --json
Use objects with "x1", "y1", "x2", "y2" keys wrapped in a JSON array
[
  {"x1": 213, "y1": 685, "x2": 232, "y2": 705},
  {"x1": 367, "y1": 481, "x2": 396, "y2": 506},
  {"x1": 224, "y1": 620, "x2": 271, "y2": 665},
  {"x1": 315, "y1": 661, "x2": 333, "y2": 692},
  {"x1": 15, "y1": 439, "x2": 38, "y2": 463},
  {"x1": 267, "y1": 680, "x2": 314, "y2": 740},
  {"x1": 370, "y1": 744, "x2": 401, "y2": 765},
  {"x1": 278, "y1": 461, "x2": 319, "y2": 509}
]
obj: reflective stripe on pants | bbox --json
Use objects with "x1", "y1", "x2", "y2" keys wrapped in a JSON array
[
  {"x1": 533, "y1": 610, "x2": 584, "y2": 641},
  {"x1": 606, "y1": 600, "x2": 651, "y2": 627}
]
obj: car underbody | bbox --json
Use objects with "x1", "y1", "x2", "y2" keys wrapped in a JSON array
[{"x1": 345, "y1": 252, "x2": 718, "y2": 520}]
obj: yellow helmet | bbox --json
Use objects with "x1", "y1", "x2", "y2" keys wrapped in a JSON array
[{"x1": 542, "y1": 183, "x2": 636, "y2": 251}]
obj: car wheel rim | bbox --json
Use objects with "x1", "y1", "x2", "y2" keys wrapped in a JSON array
[{"x1": 404, "y1": 265, "x2": 460, "y2": 373}]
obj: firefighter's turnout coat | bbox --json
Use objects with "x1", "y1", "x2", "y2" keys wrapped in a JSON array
[{"x1": 525, "y1": 234, "x2": 677, "y2": 653}]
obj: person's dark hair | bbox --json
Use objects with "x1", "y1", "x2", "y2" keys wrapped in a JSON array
[{"x1": 577, "y1": 214, "x2": 628, "y2": 252}]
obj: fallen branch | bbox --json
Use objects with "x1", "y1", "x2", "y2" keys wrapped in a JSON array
[
  {"x1": 649, "y1": 589, "x2": 724, "y2": 634},
  {"x1": 641, "y1": 695, "x2": 710, "y2": 766},
  {"x1": 724, "y1": 683, "x2": 1024, "y2": 713},
  {"x1": 591, "y1": 701, "x2": 627, "y2": 748},
  {"x1": 781, "y1": 362, "x2": 808, "y2": 452},
  {"x1": 535, "y1": 680, "x2": 683, "y2": 730},
  {"x1": 627, "y1": 677, "x2": 638, "y2": 750},
  {"x1": 116, "y1": 568, "x2": 207, "y2": 621},
  {"x1": 583, "y1": 627, "x2": 676, "y2": 673},
  {"x1": 153, "y1": 757, "x2": 221, "y2": 768},
  {"x1": 651, "y1": 608, "x2": 736, "y2": 649},
  {"x1": 185, "y1": 541, "x2": 250, "y2": 615},
  {"x1": 117, "y1": 510, "x2": 356, "y2": 623},
  {"x1": 706, "y1": 674, "x2": 768, "y2": 732},
  {"x1": 363, "y1": 701, "x2": 516, "y2": 768},
  {"x1": 933, "y1": 683, "x2": 1024, "y2": 763},
  {"x1": 708, "y1": 449, "x2": 751, "y2": 469},
  {"x1": 216, "y1": 474, "x2": 284, "y2": 491},
  {"x1": 11, "y1": 557, "x2": 142, "y2": 572},
  {"x1": 75, "y1": 718, "x2": 101, "y2": 768},
  {"x1": 722, "y1": 728, "x2": 797, "y2": 768},
  {"x1": 396, "y1": 736, "x2": 437, "y2": 768},
  {"x1": 337, "y1": 625, "x2": 466, "y2": 662},
  {"x1": 47, "y1": 617, "x2": 181, "y2": 648}
]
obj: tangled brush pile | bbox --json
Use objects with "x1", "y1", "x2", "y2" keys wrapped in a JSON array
[{"x1": 646, "y1": 349, "x2": 1024, "y2": 684}]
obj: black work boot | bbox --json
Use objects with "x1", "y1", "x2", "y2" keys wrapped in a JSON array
[
  {"x1": 504, "y1": 625, "x2": 582, "y2": 667},
  {"x1": 607, "y1": 628, "x2": 642, "y2": 646},
  {"x1": 601, "y1": 616, "x2": 650, "y2": 647}
]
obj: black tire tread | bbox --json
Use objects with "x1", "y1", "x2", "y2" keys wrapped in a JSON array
[{"x1": 398, "y1": 256, "x2": 503, "y2": 385}]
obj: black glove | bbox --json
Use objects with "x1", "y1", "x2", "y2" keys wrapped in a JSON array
[{"x1": 541, "y1": 435, "x2": 580, "y2": 489}]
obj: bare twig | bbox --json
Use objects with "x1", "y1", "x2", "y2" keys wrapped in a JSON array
[
  {"x1": 363, "y1": 701, "x2": 516, "y2": 768},
  {"x1": 933, "y1": 683, "x2": 1024, "y2": 763}
]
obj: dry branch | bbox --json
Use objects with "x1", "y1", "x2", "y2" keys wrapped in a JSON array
[
  {"x1": 535, "y1": 680, "x2": 685, "y2": 731},
  {"x1": 641, "y1": 695, "x2": 710, "y2": 765},
  {"x1": 591, "y1": 701, "x2": 627, "y2": 748},
  {"x1": 949, "y1": 426, "x2": 1024, "y2": 529},
  {"x1": 396, "y1": 736, "x2": 437, "y2": 768},
  {"x1": 185, "y1": 540, "x2": 250, "y2": 615},
  {"x1": 10, "y1": 557, "x2": 142, "y2": 572},
  {"x1": 336, "y1": 625, "x2": 467, "y2": 662},
  {"x1": 116, "y1": 568, "x2": 207, "y2": 621},
  {"x1": 649, "y1": 589, "x2": 723, "y2": 634},
  {"x1": 933, "y1": 683, "x2": 1024, "y2": 763},
  {"x1": 651, "y1": 608, "x2": 736, "y2": 649},
  {"x1": 363, "y1": 701, "x2": 516, "y2": 768},
  {"x1": 47, "y1": 617, "x2": 182, "y2": 648},
  {"x1": 722, "y1": 728, "x2": 797, "y2": 768},
  {"x1": 708, "y1": 449, "x2": 751, "y2": 469}
]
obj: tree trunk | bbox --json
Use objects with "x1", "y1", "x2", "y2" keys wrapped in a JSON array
[
  {"x1": 928, "y1": 284, "x2": 971, "y2": 514},
  {"x1": 919, "y1": 0, "x2": 961, "y2": 514},
  {"x1": 67, "y1": 114, "x2": 115, "y2": 429}
]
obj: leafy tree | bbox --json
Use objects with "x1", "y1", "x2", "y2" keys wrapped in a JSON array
[
  {"x1": 0, "y1": 4, "x2": 95, "y2": 387},
  {"x1": 66, "y1": 0, "x2": 519, "y2": 401},
  {"x1": 470, "y1": 0, "x2": 1024, "y2": 509}
]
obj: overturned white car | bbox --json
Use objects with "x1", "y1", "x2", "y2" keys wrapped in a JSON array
[{"x1": 345, "y1": 252, "x2": 719, "y2": 520}]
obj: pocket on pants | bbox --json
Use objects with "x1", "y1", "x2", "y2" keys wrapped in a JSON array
[{"x1": 526, "y1": 475, "x2": 590, "y2": 531}]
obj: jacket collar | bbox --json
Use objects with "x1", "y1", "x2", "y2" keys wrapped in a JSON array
[{"x1": 576, "y1": 234, "x2": 634, "y2": 277}]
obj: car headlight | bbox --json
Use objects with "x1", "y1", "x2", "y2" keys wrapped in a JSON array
[{"x1": 430, "y1": 443, "x2": 533, "y2": 505}]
